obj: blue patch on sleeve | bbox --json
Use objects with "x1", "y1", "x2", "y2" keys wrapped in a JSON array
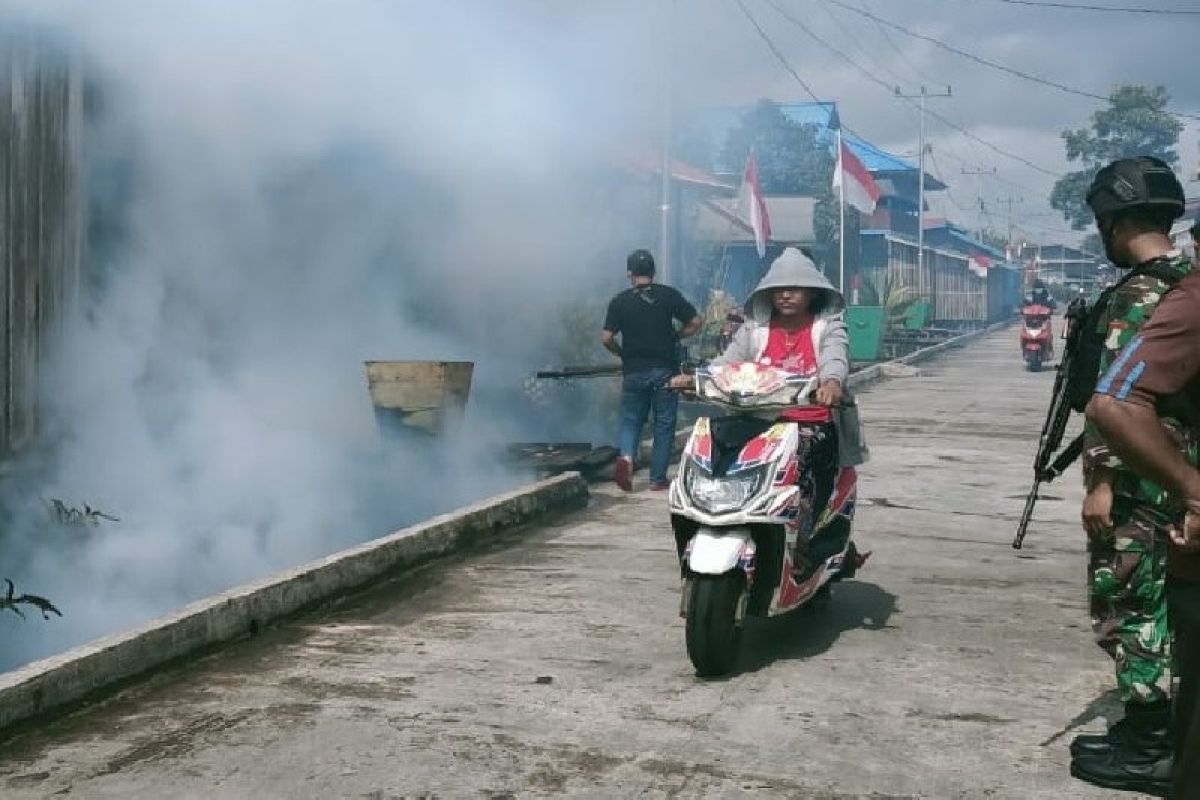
[
  {"x1": 1115, "y1": 361, "x2": 1146, "y2": 401},
  {"x1": 1096, "y1": 336, "x2": 1143, "y2": 395}
]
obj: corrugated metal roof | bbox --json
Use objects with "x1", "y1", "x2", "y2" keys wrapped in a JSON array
[
  {"x1": 619, "y1": 152, "x2": 736, "y2": 191},
  {"x1": 695, "y1": 195, "x2": 817, "y2": 244}
]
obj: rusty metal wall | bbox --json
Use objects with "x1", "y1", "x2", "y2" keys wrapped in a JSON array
[{"x1": 0, "y1": 32, "x2": 84, "y2": 457}]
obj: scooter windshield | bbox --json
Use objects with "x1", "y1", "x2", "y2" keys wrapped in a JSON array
[{"x1": 694, "y1": 362, "x2": 816, "y2": 412}]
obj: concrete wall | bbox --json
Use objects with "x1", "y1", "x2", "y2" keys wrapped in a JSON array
[{"x1": 0, "y1": 472, "x2": 588, "y2": 732}]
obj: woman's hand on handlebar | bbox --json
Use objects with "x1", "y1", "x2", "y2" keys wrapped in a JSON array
[{"x1": 814, "y1": 379, "x2": 843, "y2": 407}]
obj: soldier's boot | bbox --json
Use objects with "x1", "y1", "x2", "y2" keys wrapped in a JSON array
[
  {"x1": 1070, "y1": 702, "x2": 1172, "y2": 797},
  {"x1": 1069, "y1": 716, "x2": 1131, "y2": 759},
  {"x1": 1069, "y1": 700, "x2": 1161, "y2": 758}
]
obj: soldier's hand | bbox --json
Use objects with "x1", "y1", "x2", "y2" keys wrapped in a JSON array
[
  {"x1": 1169, "y1": 504, "x2": 1200, "y2": 554},
  {"x1": 1081, "y1": 483, "x2": 1114, "y2": 540}
]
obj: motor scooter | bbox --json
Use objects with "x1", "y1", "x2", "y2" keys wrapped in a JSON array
[
  {"x1": 1019, "y1": 304, "x2": 1054, "y2": 372},
  {"x1": 669, "y1": 362, "x2": 866, "y2": 676}
]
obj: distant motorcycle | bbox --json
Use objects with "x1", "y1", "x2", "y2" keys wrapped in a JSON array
[
  {"x1": 1019, "y1": 303, "x2": 1054, "y2": 372},
  {"x1": 669, "y1": 362, "x2": 866, "y2": 677}
]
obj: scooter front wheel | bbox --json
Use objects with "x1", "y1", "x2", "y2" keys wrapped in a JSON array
[{"x1": 685, "y1": 572, "x2": 745, "y2": 677}]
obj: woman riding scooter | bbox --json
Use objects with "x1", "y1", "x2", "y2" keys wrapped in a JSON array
[{"x1": 670, "y1": 247, "x2": 868, "y2": 562}]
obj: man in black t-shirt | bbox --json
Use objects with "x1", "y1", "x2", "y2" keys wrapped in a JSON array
[{"x1": 601, "y1": 249, "x2": 700, "y2": 492}]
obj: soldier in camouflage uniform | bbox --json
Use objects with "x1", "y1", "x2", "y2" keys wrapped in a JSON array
[{"x1": 1070, "y1": 157, "x2": 1193, "y2": 796}]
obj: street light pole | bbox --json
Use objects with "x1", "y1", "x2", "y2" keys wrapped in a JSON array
[{"x1": 894, "y1": 85, "x2": 951, "y2": 286}]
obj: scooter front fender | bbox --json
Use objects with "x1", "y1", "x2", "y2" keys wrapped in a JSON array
[{"x1": 687, "y1": 528, "x2": 752, "y2": 575}]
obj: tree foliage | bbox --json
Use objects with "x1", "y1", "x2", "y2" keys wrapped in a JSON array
[
  {"x1": 719, "y1": 100, "x2": 849, "y2": 277},
  {"x1": 1050, "y1": 85, "x2": 1183, "y2": 230}
]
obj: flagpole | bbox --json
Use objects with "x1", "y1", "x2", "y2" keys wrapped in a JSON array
[{"x1": 837, "y1": 128, "x2": 846, "y2": 297}]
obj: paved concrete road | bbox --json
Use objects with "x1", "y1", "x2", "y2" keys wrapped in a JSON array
[{"x1": 0, "y1": 327, "x2": 1143, "y2": 799}]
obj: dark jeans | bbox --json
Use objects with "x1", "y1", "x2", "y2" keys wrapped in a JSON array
[
  {"x1": 798, "y1": 422, "x2": 839, "y2": 526},
  {"x1": 1170, "y1": 577, "x2": 1200, "y2": 799},
  {"x1": 618, "y1": 367, "x2": 678, "y2": 485}
]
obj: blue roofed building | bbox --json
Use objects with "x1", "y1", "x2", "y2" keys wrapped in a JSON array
[{"x1": 686, "y1": 100, "x2": 945, "y2": 241}]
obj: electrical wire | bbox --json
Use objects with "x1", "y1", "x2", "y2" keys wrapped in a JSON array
[
  {"x1": 758, "y1": 0, "x2": 1063, "y2": 177},
  {"x1": 735, "y1": 0, "x2": 1086, "y2": 242},
  {"x1": 840, "y1": 0, "x2": 996, "y2": 172},
  {"x1": 967, "y1": 0, "x2": 1200, "y2": 14},
  {"x1": 733, "y1": 0, "x2": 831, "y2": 116},
  {"x1": 927, "y1": 148, "x2": 973, "y2": 212},
  {"x1": 822, "y1": 0, "x2": 1200, "y2": 122}
]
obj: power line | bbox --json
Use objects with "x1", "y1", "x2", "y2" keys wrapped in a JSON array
[
  {"x1": 761, "y1": 0, "x2": 1064, "y2": 177},
  {"x1": 815, "y1": 0, "x2": 911, "y2": 92},
  {"x1": 823, "y1": 0, "x2": 1200, "y2": 122},
  {"x1": 849, "y1": 0, "x2": 995, "y2": 177},
  {"x1": 732, "y1": 0, "x2": 836, "y2": 120},
  {"x1": 927, "y1": 148, "x2": 971, "y2": 212},
  {"x1": 967, "y1": 0, "x2": 1200, "y2": 13}
]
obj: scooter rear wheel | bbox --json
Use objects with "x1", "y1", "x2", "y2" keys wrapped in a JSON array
[{"x1": 685, "y1": 573, "x2": 744, "y2": 677}]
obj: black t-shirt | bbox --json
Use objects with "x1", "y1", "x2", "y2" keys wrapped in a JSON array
[{"x1": 603, "y1": 284, "x2": 698, "y2": 373}]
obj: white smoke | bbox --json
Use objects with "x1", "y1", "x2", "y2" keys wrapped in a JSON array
[{"x1": 0, "y1": 0, "x2": 677, "y2": 669}]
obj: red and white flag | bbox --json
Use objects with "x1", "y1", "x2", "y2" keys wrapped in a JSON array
[
  {"x1": 739, "y1": 150, "x2": 771, "y2": 258},
  {"x1": 967, "y1": 253, "x2": 992, "y2": 278},
  {"x1": 833, "y1": 137, "x2": 881, "y2": 215}
]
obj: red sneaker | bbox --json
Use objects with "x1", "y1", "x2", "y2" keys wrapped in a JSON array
[
  {"x1": 613, "y1": 456, "x2": 633, "y2": 492},
  {"x1": 650, "y1": 481, "x2": 670, "y2": 492}
]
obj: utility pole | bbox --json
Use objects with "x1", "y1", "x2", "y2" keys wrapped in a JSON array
[
  {"x1": 992, "y1": 195, "x2": 1023, "y2": 253},
  {"x1": 894, "y1": 85, "x2": 951, "y2": 282},
  {"x1": 961, "y1": 166, "x2": 996, "y2": 242},
  {"x1": 658, "y1": 0, "x2": 677, "y2": 286}
]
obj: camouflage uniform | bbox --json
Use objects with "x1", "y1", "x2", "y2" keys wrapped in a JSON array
[{"x1": 1083, "y1": 252, "x2": 1198, "y2": 705}]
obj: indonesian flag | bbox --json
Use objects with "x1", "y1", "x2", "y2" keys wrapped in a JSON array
[
  {"x1": 739, "y1": 150, "x2": 771, "y2": 258},
  {"x1": 968, "y1": 253, "x2": 992, "y2": 278},
  {"x1": 833, "y1": 137, "x2": 881, "y2": 215}
]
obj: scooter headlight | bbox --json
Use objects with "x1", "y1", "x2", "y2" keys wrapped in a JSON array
[{"x1": 684, "y1": 462, "x2": 767, "y2": 514}]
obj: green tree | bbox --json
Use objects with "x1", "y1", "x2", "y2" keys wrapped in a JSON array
[
  {"x1": 1050, "y1": 85, "x2": 1183, "y2": 230},
  {"x1": 719, "y1": 100, "x2": 847, "y2": 278}
]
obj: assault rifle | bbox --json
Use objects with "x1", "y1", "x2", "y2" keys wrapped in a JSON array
[
  {"x1": 1012, "y1": 296, "x2": 1090, "y2": 549},
  {"x1": 535, "y1": 364, "x2": 623, "y2": 379}
]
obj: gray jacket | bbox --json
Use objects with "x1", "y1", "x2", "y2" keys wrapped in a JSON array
[{"x1": 711, "y1": 248, "x2": 868, "y2": 466}]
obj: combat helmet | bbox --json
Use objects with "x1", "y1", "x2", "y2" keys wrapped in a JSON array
[{"x1": 1086, "y1": 156, "x2": 1184, "y2": 221}]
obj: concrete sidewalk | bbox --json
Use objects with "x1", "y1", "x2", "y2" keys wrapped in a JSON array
[{"x1": 0, "y1": 325, "x2": 1137, "y2": 798}]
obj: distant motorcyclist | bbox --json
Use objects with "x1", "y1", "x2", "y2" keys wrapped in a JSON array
[
  {"x1": 670, "y1": 247, "x2": 867, "y2": 527},
  {"x1": 1027, "y1": 278, "x2": 1057, "y2": 310}
]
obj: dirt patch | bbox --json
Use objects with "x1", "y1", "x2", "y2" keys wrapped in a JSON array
[
  {"x1": 94, "y1": 710, "x2": 253, "y2": 777},
  {"x1": 279, "y1": 675, "x2": 415, "y2": 702}
]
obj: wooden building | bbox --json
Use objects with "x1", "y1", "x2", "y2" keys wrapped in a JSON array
[{"x1": 0, "y1": 30, "x2": 86, "y2": 458}]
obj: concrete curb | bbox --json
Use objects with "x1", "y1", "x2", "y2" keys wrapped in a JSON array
[
  {"x1": 846, "y1": 318, "x2": 1014, "y2": 391},
  {"x1": 0, "y1": 472, "x2": 589, "y2": 733}
]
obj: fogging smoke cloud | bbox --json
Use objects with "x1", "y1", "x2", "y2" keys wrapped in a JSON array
[{"x1": 0, "y1": 0, "x2": 675, "y2": 669}]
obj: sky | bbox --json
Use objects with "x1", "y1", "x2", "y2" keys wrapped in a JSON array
[
  {"x1": 0, "y1": 0, "x2": 1195, "y2": 668},
  {"x1": 669, "y1": 0, "x2": 1200, "y2": 245}
]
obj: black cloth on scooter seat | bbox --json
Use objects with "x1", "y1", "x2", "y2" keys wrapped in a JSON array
[{"x1": 709, "y1": 416, "x2": 774, "y2": 476}]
